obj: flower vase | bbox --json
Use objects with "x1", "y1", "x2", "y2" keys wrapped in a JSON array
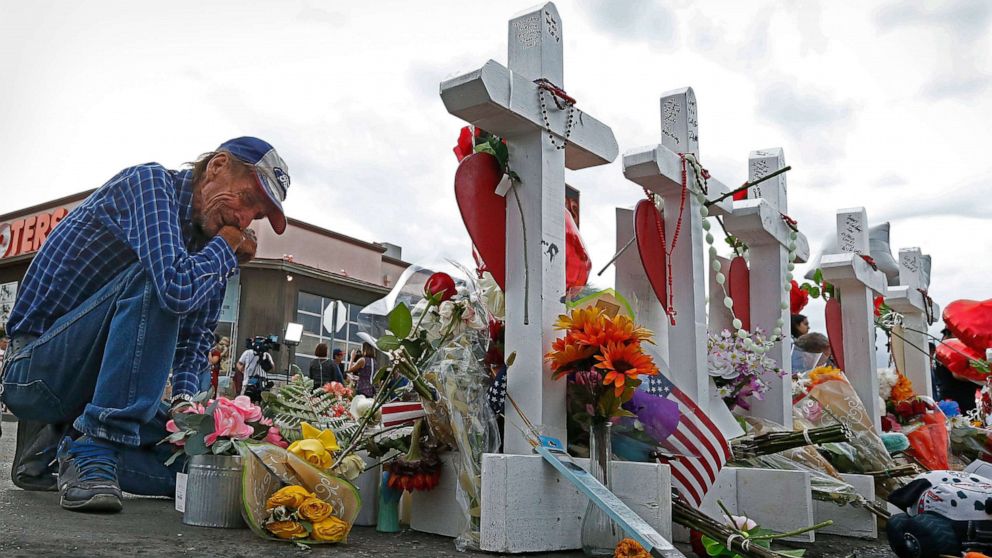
[
  {"x1": 182, "y1": 454, "x2": 245, "y2": 528},
  {"x1": 580, "y1": 422, "x2": 622, "y2": 556},
  {"x1": 377, "y1": 472, "x2": 402, "y2": 533}
]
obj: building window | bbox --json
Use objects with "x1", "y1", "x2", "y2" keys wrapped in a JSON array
[{"x1": 295, "y1": 291, "x2": 364, "y2": 375}]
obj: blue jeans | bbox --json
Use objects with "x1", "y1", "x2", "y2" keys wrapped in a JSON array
[{"x1": 2, "y1": 262, "x2": 183, "y2": 496}]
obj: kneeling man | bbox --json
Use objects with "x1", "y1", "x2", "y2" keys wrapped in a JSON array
[{"x1": 2, "y1": 137, "x2": 290, "y2": 512}]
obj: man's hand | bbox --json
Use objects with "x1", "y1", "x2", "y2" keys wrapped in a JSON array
[{"x1": 217, "y1": 226, "x2": 257, "y2": 264}]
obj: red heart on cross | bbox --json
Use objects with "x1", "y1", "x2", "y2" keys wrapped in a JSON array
[
  {"x1": 825, "y1": 298, "x2": 845, "y2": 371},
  {"x1": 943, "y1": 299, "x2": 992, "y2": 352},
  {"x1": 936, "y1": 338, "x2": 987, "y2": 384},
  {"x1": 454, "y1": 152, "x2": 591, "y2": 293},
  {"x1": 727, "y1": 256, "x2": 751, "y2": 331},
  {"x1": 634, "y1": 199, "x2": 668, "y2": 311},
  {"x1": 454, "y1": 152, "x2": 506, "y2": 290}
]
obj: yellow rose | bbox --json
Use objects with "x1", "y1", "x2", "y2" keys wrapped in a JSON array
[
  {"x1": 266, "y1": 485, "x2": 314, "y2": 510},
  {"x1": 266, "y1": 520, "x2": 308, "y2": 540},
  {"x1": 288, "y1": 439, "x2": 333, "y2": 470},
  {"x1": 298, "y1": 497, "x2": 333, "y2": 522},
  {"x1": 311, "y1": 515, "x2": 349, "y2": 542}
]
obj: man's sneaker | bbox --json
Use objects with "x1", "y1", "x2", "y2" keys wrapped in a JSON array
[
  {"x1": 11, "y1": 420, "x2": 68, "y2": 491},
  {"x1": 57, "y1": 436, "x2": 123, "y2": 513}
]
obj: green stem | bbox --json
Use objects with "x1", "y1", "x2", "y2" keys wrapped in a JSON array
[{"x1": 749, "y1": 520, "x2": 833, "y2": 541}]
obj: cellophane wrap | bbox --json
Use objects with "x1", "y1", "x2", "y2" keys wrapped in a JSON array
[
  {"x1": 238, "y1": 442, "x2": 361, "y2": 544},
  {"x1": 734, "y1": 416, "x2": 865, "y2": 507},
  {"x1": 423, "y1": 327, "x2": 500, "y2": 551},
  {"x1": 794, "y1": 370, "x2": 900, "y2": 496}
]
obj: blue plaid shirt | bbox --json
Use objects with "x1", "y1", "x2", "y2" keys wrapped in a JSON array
[{"x1": 7, "y1": 164, "x2": 239, "y2": 397}]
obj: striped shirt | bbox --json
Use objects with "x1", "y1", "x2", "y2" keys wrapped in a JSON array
[{"x1": 7, "y1": 164, "x2": 239, "y2": 397}]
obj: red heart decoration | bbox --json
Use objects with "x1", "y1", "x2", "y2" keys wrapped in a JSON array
[
  {"x1": 944, "y1": 299, "x2": 992, "y2": 352},
  {"x1": 454, "y1": 152, "x2": 506, "y2": 290},
  {"x1": 634, "y1": 199, "x2": 668, "y2": 311},
  {"x1": 727, "y1": 256, "x2": 751, "y2": 331},
  {"x1": 937, "y1": 338, "x2": 988, "y2": 384},
  {"x1": 825, "y1": 298, "x2": 845, "y2": 371},
  {"x1": 564, "y1": 209, "x2": 591, "y2": 294}
]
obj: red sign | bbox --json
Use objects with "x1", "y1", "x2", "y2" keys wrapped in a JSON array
[{"x1": 0, "y1": 207, "x2": 70, "y2": 259}]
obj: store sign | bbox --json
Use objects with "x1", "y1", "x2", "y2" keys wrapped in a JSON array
[{"x1": 0, "y1": 207, "x2": 71, "y2": 259}]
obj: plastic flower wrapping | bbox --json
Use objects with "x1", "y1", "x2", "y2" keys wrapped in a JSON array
[
  {"x1": 732, "y1": 415, "x2": 871, "y2": 509},
  {"x1": 793, "y1": 367, "x2": 901, "y2": 496},
  {"x1": 876, "y1": 368, "x2": 950, "y2": 470},
  {"x1": 707, "y1": 328, "x2": 785, "y2": 411},
  {"x1": 239, "y1": 442, "x2": 360, "y2": 545},
  {"x1": 356, "y1": 261, "x2": 501, "y2": 550}
]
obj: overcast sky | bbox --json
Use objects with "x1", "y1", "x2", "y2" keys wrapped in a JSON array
[{"x1": 1, "y1": 0, "x2": 989, "y2": 331}]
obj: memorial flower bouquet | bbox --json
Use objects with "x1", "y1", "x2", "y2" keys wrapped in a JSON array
[
  {"x1": 707, "y1": 328, "x2": 785, "y2": 411},
  {"x1": 262, "y1": 485, "x2": 350, "y2": 543},
  {"x1": 546, "y1": 303, "x2": 660, "y2": 426},
  {"x1": 793, "y1": 367, "x2": 900, "y2": 494},
  {"x1": 162, "y1": 394, "x2": 287, "y2": 465},
  {"x1": 877, "y1": 369, "x2": 950, "y2": 470}
]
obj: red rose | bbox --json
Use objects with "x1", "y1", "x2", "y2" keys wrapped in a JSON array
[
  {"x1": 873, "y1": 295, "x2": 885, "y2": 318},
  {"x1": 453, "y1": 126, "x2": 483, "y2": 162},
  {"x1": 425, "y1": 272, "x2": 456, "y2": 302},
  {"x1": 790, "y1": 280, "x2": 810, "y2": 315}
]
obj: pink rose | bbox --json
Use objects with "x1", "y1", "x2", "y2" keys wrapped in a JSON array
[
  {"x1": 227, "y1": 395, "x2": 263, "y2": 422},
  {"x1": 259, "y1": 416, "x2": 273, "y2": 426},
  {"x1": 265, "y1": 427, "x2": 289, "y2": 448},
  {"x1": 204, "y1": 404, "x2": 254, "y2": 446},
  {"x1": 165, "y1": 420, "x2": 185, "y2": 446}
]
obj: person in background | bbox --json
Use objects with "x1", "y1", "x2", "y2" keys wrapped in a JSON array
[
  {"x1": 0, "y1": 334, "x2": 8, "y2": 370},
  {"x1": 309, "y1": 343, "x2": 344, "y2": 386},
  {"x1": 237, "y1": 340, "x2": 274, "y2": 396},
  {"x1": 791, "y1": 313, "x2": 810, "y2": 339},
  {"x1": 348, "y1": 342, "x2": 377, "y2": 397},
  {"x1": 331, "y1": 348, "x2": 346, "y2": 383},
  {"x1": 792, "y1": 332, "x2": 831, "y2": 375}
]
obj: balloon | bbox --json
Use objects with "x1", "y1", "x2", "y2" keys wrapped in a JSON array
[
  {"x1": 943, "y1": 299, "x2": 992, "y2": 353},
  {"x1": 564, "y1": 209, "x2": 591, "y2": 294},
  {"x1": 937, "y1": 338, "x2": 988, "y2": 384}
]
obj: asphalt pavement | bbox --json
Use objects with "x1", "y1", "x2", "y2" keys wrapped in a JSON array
[{"x1": 0, "y1": 415, "x2": 893, "y2": 557}]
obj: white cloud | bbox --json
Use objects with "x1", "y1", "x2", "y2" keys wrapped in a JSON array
[{"x1": 0, "y1": 0, "x2": 989, "y2": 325}]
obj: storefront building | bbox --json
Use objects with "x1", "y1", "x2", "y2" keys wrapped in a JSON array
[{"x1": 0, "y1": 190, "x2": 410, "y2": 377}]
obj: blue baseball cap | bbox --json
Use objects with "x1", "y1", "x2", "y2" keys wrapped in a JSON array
[{"x1": 218, "y1": 137, "x2": 290, "y2": 234}]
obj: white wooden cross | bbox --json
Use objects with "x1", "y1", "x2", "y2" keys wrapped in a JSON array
[
  {"x1": 820, "y1": 208, "x2": 888, "y2": 432},
  {"x1": 440, "y1": 2, "x2": 618, "y2": 455},
  {"x1": 723, "y1": 148, "x2": 811, "y2": 428},
  {"x1": 623, "y1": 88, "x2": 742, "y2": 437},
  {"x1": 887, "y1": 248, "x2": 939, "y2": 399}
]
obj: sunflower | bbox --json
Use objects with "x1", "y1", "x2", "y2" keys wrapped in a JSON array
[
  {"x1": 546, "y1": 336, "x2": 597, "y2": 378},
  {"x1": 605, "y1": 314, "x2": 654, "y2": 344},
  {"x1": 594, "y1": 342, "x2": 660, "y2": 396},
  {"x1": 554, "y1": 306, "x2": 605, "y2": 332}
]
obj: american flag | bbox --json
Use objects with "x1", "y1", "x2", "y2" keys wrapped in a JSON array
[{"x1": 644, "y1": 374, "x2": 731, "y2": 507}]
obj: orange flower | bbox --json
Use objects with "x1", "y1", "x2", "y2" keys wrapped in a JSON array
[
  {"x1": 605, "y1": 314, "x2": 654, "y2": 344},
  {"x1": 595, "y1": 342, "x2": 659, "y2": 396},
  {"x1": 546, "y1": 336, "x2": 596, "y2": 378},
  {"x1": 808, "y1": 366, "x2": 844, "y2": 387},
  {"x1": 554, "y1": 307, "x2": 605, "y2": 332},
  {"x1": 614, "y1": 538, "x2": 650, "y2": 558},
  {"x1": 890, "y1": 372, "x2": 915, "y2": 402}
]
